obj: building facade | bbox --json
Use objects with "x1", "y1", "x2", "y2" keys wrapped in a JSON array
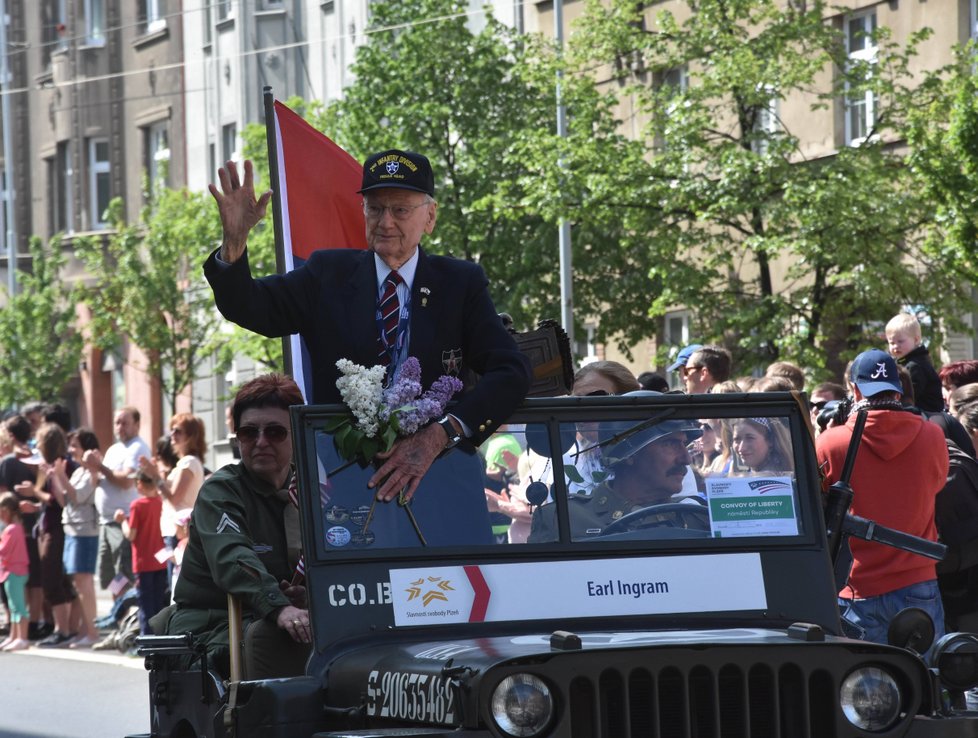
[{"x1": 0, "y1": 0, "x2": 974, "y2": 456}]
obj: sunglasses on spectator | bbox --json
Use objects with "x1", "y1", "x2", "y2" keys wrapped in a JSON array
[
  {"x1": 235, "y1": 424, "x2": 290, "y2": 444},
  {"x1": 585, "y1": 389, "x2": 611, "y2": 396},
  {"x1": 811, "y1": 401, "x2": 829, "y2": 411}
]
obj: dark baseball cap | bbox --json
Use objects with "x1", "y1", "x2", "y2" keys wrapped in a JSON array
[
  {"x1": 850, "y1": 348, "x2": 902, "y2": 397},
  {"x1": 358, "y1": 150, "x2": 434, "y2": 196}
]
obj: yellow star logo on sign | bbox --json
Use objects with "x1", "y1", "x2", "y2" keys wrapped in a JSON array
[{"x1": 406, "y1": 576, "x2": 454, "y2": 606}]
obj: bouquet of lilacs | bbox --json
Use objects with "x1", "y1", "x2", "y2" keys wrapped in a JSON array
[{"x1": 324, "y1": 357, "x2": 464, "y2": 466}]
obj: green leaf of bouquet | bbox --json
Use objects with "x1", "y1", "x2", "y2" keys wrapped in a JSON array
[
  {"x1": 322, "y1": 416, "x2": 349, "y2": 433},
  {"x1": 339, "y1": 427, "x2": 361, "y2": 461},
  {"x1": 592, "y1": 470, "x2": 609, "y2": 483},
  {"x1": 333, "y1": 423, "x2": 351, "y2": 449},
  {"x1": 564, "y1": 465, "x2": 585, "y2": 484},
  {"x1": 381, "y1": 425, "x2": 398, "y2": 452},
  {"x1": 361, "y1": 435, "x2": 380, "y2": 461}
]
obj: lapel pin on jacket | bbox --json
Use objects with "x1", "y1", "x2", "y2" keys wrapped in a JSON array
[{"x1": 420, "y1": 287, "x2": 430, "y2": 307}]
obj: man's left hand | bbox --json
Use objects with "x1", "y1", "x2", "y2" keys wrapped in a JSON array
[{"x1": 369, "y1": 423, "x2": 446, "y2": 503}]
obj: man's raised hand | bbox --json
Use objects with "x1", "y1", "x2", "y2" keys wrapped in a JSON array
[{"x1": 208, "y1": 159, "x2": 272, "y2": 264}]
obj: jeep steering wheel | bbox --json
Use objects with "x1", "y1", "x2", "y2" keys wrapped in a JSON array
[{"x1": 599, "y1": 502, "x2": 710, "y2": 536}]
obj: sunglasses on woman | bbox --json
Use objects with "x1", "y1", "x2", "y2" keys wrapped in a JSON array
[{"x1": 235, "y1": 424, "x2": 290, "y2": 444}]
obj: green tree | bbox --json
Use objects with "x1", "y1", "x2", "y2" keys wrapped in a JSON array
[
  {"x1": 511, "y1": 0, "x2": 970, "y2": 375},
  {"x1": 0, "y1": 236, "x2": 84, "y2": 407},
  {"x1": 905, "y1": 43, "x2": 978, "y2": 286},
  {"x1": 76, "y1": 192, "x2": 227, "y2": 412},
  {"x1": 313, "y1": 0, "x2": 566, "y2": 331}
]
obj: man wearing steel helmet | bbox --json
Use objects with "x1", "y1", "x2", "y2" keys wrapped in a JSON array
[
  {"x1": 204, "y1": 152, "x2": 530, "y2": 506},
  {"x1": 528, "y1": 416, "x2": 705, "y2": 542}
]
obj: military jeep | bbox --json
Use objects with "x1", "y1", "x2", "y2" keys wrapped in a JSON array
[{"x1": 131, "y1": 392, "x2": 978, "y2": 737}]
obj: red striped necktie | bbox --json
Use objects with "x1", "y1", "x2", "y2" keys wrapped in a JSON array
[{"x1": 377, "y1": 270, "x2": 404, "y2": 366}]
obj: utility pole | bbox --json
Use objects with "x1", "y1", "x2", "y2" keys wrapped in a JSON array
[
  {"x1": 554, "y1": 0, "x2": 573, "y2": 348},
  {"x1": 0, "y1": 0, "x2": 15, "y2": 298}
]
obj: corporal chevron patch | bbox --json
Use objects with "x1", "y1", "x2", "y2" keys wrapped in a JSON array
[{"x1": 216, "y1": 513, "x2": 241, "y2": 534}]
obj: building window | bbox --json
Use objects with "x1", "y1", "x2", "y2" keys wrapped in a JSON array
[
  {"x1": 751, "y1": 86, "x2": 779, "y2": 155},
  {"x1": 203, "y1": 0, "x2": 212, "y2": 44},
  {"x1": 57, "y1": 0, "x2": 69, "y2": 50},
  {"x1": 217, "y1": 0, "x2": 233, "y2": 21},
  {"x1": 142, "y1": 0, "x2": 166, "y2": 34},
  {"x1": 222, "y1": 123, "x2": 237, "y2": 164},
  {"x1": 88, "y1": 139, "x2": 110, "y2": 229},
  {"x1": 654, "y1": 66, "x2": 688, "y2": 152},
  {"x1": 259, "y1": 0, "x2": 284, "y2": 8},
  {"x1": 844, "y1": 11, "x2": 878, "y2": 146},
  {"x1": 85, "y1": 0, "x2": 105, "y2": 45},
  {"x1": 50, "y1": 142, "x2": 73, "y2": 234},
  {"x1": 146, "y1": 122, "x2": 170, "y2": 199}
]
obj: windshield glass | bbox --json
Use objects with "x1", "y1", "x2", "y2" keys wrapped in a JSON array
[{"x1": 308, "y1": 406, "x2": 806, "y2": 554}]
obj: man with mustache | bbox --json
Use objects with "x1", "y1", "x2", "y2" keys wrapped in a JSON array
[{"x1": 528, "y1": 419, "x2": 705, "y2": 542}]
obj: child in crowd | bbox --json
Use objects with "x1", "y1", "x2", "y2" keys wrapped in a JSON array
[
  {"x1": 169, "y1": 508, "x2": 193, "y2": 603},
  {"x1": 0, "y1": 492, "x2": 30, "y2": 650},
  {"x1": 114, "y1": 472, "x2": 167, "y2": 636},
  {"x1": 886, "y1": 312, "x2": 944, "y2": 412}
]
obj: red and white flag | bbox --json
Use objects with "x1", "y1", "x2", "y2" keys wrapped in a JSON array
[{"x1": 267, "y1": 97, "x2": 367, "y2": 400}]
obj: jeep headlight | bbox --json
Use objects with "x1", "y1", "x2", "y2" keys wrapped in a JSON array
[
  {"x1": 490, "y1": 673, "x2": 554, "y2": 737},
  {"x1": 931, "y1": 633, "x2": 978, "y2": 692},
  {"x1": 840, "y1": 667, "x2": 902, "y2": 731}
]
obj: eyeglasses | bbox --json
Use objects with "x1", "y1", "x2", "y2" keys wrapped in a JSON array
[
  {"x1": 811, "y1": 401, "x2": 829, "y2": 411},
  {"x1": 235, "y1": 424, "x2": 290, "y2": 444},
  {"x1": 169, "y1": 427, "x2": 184, "y2": 437},
  {"x1": 363, "y1": 202, "x2": 428, "y2": 221},
  {"x1": 681, "y1": 365, "x2": 703, "y2": 376}
]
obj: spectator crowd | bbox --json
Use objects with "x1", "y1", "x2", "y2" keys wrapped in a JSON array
[
  {"x1": 0, "y1": 404, "x2": 207, "y2": 652},
  {"x1": 1, "y1": 309, "x2": 978, "y2": 665}
]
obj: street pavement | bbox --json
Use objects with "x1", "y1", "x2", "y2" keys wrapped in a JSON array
[{"x1": 0, "y1": 586, "x2": 152, "y2": 738}]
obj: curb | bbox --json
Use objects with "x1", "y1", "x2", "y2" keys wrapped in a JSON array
[{"x1": 2, "y1": 644, "x2": 149, "y2": 670}]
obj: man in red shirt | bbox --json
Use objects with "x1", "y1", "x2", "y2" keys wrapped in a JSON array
[{"x1": 817, "y1": 349, "x2": 949, "y2": 650}]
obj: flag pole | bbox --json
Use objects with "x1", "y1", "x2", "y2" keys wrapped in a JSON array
[{"x1": 263, "y1": 86, "x2": 293, "y2": 377}]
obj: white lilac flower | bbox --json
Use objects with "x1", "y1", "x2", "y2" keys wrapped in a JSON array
[{"x1": 335, "y1": 360, "x2": 386, "y2": 437}]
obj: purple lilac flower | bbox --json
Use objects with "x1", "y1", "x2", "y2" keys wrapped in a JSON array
[
  {"x1": 379, "y1": 357, "x2": 422, "y2": 421},
  {"x1": 395, "y1": 375, "x2": 463, "y2": 435},
  {"x1": 426, "y1": 375, "x2": 464, "y2": 409}
]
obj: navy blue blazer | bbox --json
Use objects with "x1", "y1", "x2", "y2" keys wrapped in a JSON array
[{"x1": 204, "y1": 246, "x2": 531, "y2": 443}]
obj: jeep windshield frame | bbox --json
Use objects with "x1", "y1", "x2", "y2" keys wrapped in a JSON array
[{"x1": 291, "y1": 392, "x2": 840, "y2": 660}]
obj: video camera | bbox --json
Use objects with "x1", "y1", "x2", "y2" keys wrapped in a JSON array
[{"x1": 817, "y1": 397, "x2": 854, "y2": 432}]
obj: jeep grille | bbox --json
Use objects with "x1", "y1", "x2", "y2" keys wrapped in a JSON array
[{"x1": 558, "y1": 654, "x2": 894, "y2": 738}]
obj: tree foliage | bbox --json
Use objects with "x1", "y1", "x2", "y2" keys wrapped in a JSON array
[
  {"x1": 905, "y1": 42, "x2": 978, "y2": 286},
  {"x1": 0, "y1": 236, "x2": 84, "y2": 407},
  {"x1": 508, "y1": 0, "x2": 973, "y2": 375},
  {"x1": 75, "y1": 192, "x2": 227, "y2": 413}
]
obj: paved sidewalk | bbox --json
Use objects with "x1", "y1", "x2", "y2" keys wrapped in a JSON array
[{"x1": 0, "y1": 582, "x2": 150, "y2": 669}]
